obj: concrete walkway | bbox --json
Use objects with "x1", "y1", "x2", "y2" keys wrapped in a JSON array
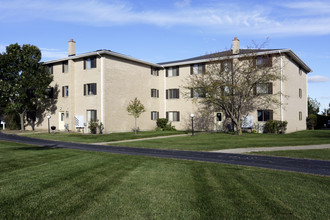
[
  {"x1": 212, "y1": 144, "x2": 330, "y2": 153},
  {"x1": 92, "y1": 134, "x2": 190, "y2": 145}
]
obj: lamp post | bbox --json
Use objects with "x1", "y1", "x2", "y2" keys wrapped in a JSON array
[
  {"x1": 47, "y1": 115, "x2": 51, "y2": 134},
  {"x1": 190, "y1": 113, "x2": 194, "y2": 136}
]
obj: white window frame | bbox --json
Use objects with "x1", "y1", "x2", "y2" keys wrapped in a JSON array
[
  {"x1": 167, "y1": 67, "x2": 179, "y2": 77},
  {"x1": 84, "y1": 83, "x2": 97, "y2": 96},
  {"x1": 167, "y1": 111, "x2": 180, "y2": 122},
  {"x1": 166, "y1": 89, "x2": 179, "y2": 99},
  {"x1": 62, "y1": 61, "x2": 68, "y2": 73},
  {"x1": 151, "y1": 111, "x2": 159, "y2": 120},
  {"x1": 62, "y1": 86, "x2": 69, "y2": 97}
]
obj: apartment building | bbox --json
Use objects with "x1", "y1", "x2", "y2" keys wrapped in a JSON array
[{"x1": 40, "y1": 38, "x2": 311, "y2": 133}]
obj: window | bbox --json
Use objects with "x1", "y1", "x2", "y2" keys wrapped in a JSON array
[
  {"x1": 299, "y1": 111, "x2": 302, "y2": 121},
  {"x1": 191, "y1": 64, "x2": 205, "y2": 74},
  {"x1": 62, "y1": 86, "x2": 69, "y2": 97},
  {"x1": 46, "y1": 65, "x2": 53, "y2": 74},
  {"x1": 151, "y1": 67, "x2": 159, "y2": 76},
  {"x1": 166, "y1": 66, "x2": 179, "y2": 77},
  {"x1": 151, "y1": 89, "x2": 159, "y2": 98},
  {"x1": 299, "y1": 68, "x2": 303, "y2": 76},
  {"x1": 257, "y1": 110, "x2": 273, "y2": 121},
  {"x1": 166, "y1": 89, "x2": 180, "y2": 99},
  {"x1": 60, "y1": 112, "x2": 64, "y2": 121},
  {"x1": 45, "y1": 87, "x2": 54, "y2": 99},
  {"x1": 66, "y1": 111, "x2": 69, "y2": 118},
  {"x1": 222, "y1": 86, "x2": 232, "y2": 96},
  {"x1": 166, "y1": 111, "x2": 180, "y2": 122},
  {"x1": 222, "y1": 60, "x2": 232, "y2": 72},
  {"x1": 256, "y1": 55, "x2": 272, "y2": 68},
  {"x1": 255, "y1": 83, "x2": 273, "y2": 94},
  {"x1": 191, "y1": 88, "x2": 206, "y2": 98},
  {"x1": 62, "y1": 61, "x2": 68, "y2": 73},
  {"x1": 299, "y1": 88, "x2": 302, "y2": 98},
  {"x1": 84, "y1": 83, "x2": 97, "y2": 96},
  {"x1": 87, "y1": 110, "x2": 97, "y2": 122},
  {"x1": 151, "y1": 111, "x2": 159, "y2": 120},
  {"x1": 84, "y1": 57, "x2": 97, "y2": 69}
]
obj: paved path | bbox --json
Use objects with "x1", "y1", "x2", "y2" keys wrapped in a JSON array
[
  {"x1": 0, "y1": 132, "x2": 329, "y2": 176},
  {"x1": 93, "y1": 134, "x2": 190, "y2": 145},
  {"x1": 212, "y1": 144, "x2": 330, "y2": 153}
]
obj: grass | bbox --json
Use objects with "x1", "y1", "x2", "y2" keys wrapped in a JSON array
[
  {"x1": 0, "y1": 140, "x2": 329, "y2": 219},
  {"x1": 20, "y1": 130, "x2": 187, "y2": 143},
  {"x1": 251, "y1": 149, "x2": 330, "y2": 160},
  {"x1": 114, "y1": 130, "x2": 330, "y2": 151}
]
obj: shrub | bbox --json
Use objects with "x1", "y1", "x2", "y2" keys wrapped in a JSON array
[
  {"x1": 3, "y1": 113, "x2": 20, "y2": 130},
  {"x1": 98, "y1": 122, "x2": 104, "y2": 134},
  {"x1": 164, "y1": 122, "x2": 176, "y2": 131},
  {"x1": 88, "y1": 120, "x2": 99, "y2": 134},
  {"x1": 263, "y1": 120, "x2": 288, "y2": 134},
  {"x1": 156, "y1": 118, "x2": 176, "y2": 131},
  {"x1": 156, "y1": 118, "x2": 168, "y2": 130}
]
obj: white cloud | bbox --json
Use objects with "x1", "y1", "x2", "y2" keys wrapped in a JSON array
[
  {"x1": 319, "y1": 96, "x2": 330, "y2": 100},
  {"x1": 0, "y1": 45, "x2": 6, "y2": 53},
  {"x1": 41, "y1": 48, "x2": 67, "y2": 60},
  {"x1": 0, "y1": 45, "x2": 66, "y2": 60},
  {"x1": 308, "y1": 75, "x2": 329, "y2": 83},
  {"x1": 279, "y1": 1, "x2": 330, "y2": 14},
  {"x1": 0, "y1": 0, "x2": 330, "y2": 36},
  {"x1": 174, "y1": 0, "x2": 191, "y2": 8}
]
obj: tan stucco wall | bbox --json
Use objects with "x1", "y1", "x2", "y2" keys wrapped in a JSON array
[
  {"x1": 102, "y1": 55, "x2": 162, "y2": 132},
  {"x1": 282, "y1": 55, "x2": 307, "y2": 132},
  {"x1": 35, "y1": 51, "x2": 308, "y2": 134}
]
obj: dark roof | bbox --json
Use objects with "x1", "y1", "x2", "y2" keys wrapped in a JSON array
[{"x1": 158, "y1": 49, "x2": 280, "y2": 65}]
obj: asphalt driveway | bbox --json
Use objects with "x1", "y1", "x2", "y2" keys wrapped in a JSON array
[{"x1": 0, "y1": 131, "x2": 329, "y2": 176}]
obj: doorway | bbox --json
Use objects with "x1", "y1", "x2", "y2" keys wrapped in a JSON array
[{"x1": 58, "y1": 112, "x2": 65, "y2": 131}]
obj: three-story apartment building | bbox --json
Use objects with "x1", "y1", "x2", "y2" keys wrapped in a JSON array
[{"x1": 40, "y1": 38, "x2": 311, "y2": 133}]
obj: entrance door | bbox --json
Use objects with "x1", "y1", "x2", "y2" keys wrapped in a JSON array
[
  {"x1": 58, "y1": 112, "x2": 65, "y2": 131},
  {"x1": 86, "y1": 110, "x2": 97, "y2": 133}
]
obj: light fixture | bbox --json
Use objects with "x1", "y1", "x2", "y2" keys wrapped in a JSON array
[{"x1": 190, "y1": 114, "x2": 194, "y2": 136}]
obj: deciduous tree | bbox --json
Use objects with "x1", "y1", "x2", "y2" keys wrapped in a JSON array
[
  {"x1": 0, "y1": 43, "x2": 54, "y2": 130},
  {"x1": 127, "y1": 97, "x2": 146, "y2": 134},
  {"x1": 185, "y1": 43, "x2": 283, "y2": 135},
  {"x1": 308, "y1": 97, "x2": 320, "y2": 115}
]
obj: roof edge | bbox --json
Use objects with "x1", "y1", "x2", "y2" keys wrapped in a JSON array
[
  {"x1": 42, "y1": 50, "x2": 162, "y2": 68},
  {"x1": 160, "y1": 49, "x2": 312, "y2": 73}
]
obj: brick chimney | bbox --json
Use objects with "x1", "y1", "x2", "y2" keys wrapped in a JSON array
[
  {"x1": 232, "y1": 37, "x2": 239, "y2": 54},
  {"x1": 68, "y1": 39, "x2": 76, "y2": 56}
]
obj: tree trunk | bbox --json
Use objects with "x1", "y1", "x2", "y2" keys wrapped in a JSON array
[
  {"x1": 134, "y1": 117, "x2": 137, "y2": 134},
  {"x1": 236, "y1": 118, "x2": 243, "y2": 136},
  {"x1": 19, "y1": 112, "x2": 25, "y2": 131}
]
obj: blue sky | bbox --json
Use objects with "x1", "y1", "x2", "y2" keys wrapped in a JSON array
[{"x1": 1, "y1": 0, "x2": 330, "y2": 112}]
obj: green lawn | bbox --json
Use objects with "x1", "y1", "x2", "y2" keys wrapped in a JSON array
[
  {"x1": 114, "y1": 130, "x2": 330, "y2": 151},
  {"x1": 251, "y1": 149, "x2": 330, "y2": 160},
  {"x1": 21, "y1": 130, "x2": 187, "y2": 143},
  {"x1": 0, "y1": 140, "x2": 329, "y2": 219}
]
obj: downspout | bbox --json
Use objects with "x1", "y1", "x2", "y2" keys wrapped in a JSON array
[
  {"x1": 163, "y1": 66, "x2": 166, "y2": 118},
  {"x1": 97, "y1": 52, "x2": 104, "y2": 124},
  {"x1": 306, "y1": 69, "x2": 308, "y2": 122},
  {"x1": 279, "y1": 51, "x2": 283, "y2": 122}
]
